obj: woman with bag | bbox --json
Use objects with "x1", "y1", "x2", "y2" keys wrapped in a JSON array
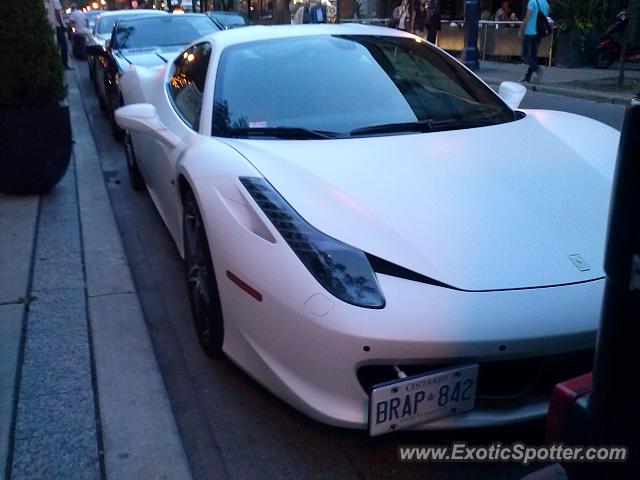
[{"x1": 391, "y1": 0, "x2": 409, "y2": 30}]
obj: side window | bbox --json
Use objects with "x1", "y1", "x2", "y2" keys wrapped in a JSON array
[{"x1": 168, "y1": 43, "x2": 212, "y2": 131}]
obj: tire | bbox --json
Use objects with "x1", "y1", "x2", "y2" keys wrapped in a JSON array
[
  {"x1": 110, "y1": 93, "x2": 124, "y2": 141},
  {"x1": 88, "y1": 58, "x2": 94, "y2": 82},
  {"x1": 183, "y1": 190, "x2": 225, "y2": 357},
  {"x1": 124, "y1": 131, "x2": 145, "y2": 191},
  {"x1": 97, "y1": 74, "x2": 106, "y2": 112},
  {"x1": 591, "y1": 45, "x2": 616, "y2": 69}
]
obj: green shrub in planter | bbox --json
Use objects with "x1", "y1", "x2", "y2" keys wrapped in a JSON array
[
  {"x1": 551, "y1": 0, "x2": 606, "y2": 68},
  {"x1": 0, "y1": 0, "x2": 72, "y2": 194}
]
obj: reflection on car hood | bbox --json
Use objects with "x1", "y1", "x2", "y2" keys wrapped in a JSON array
[
  {"x1": 116, "y1": 46, "x2": 183, "y2": 69},
  {"x1": 223, "y1": 110, "x2": 619, "y2": 291}
]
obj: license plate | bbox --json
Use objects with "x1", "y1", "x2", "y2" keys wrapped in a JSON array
[{"x1": 368, "y1": 363, "x2": 478, "y2": 436}]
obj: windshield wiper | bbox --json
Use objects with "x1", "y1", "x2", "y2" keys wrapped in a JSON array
[
  {"x1": 349, "y1": 118, "x2": 500, "y2": 136},
  {"x1": 350, "y1": 120, "x2": 434, "y2": 136},
  {"x1": 227, "y1": 127, "x2": 338, "y2": 140},
  {"x1": 425, "y1": 118, "x2": 501, "y2": 131}
]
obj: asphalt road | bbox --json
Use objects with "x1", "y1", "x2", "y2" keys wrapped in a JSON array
[{"x1": 72, "y1": 56, "x2": 626, "y2": 480}]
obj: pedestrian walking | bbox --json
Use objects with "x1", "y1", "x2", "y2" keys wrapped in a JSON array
[
  {"x1": 424, "y1": 0, "x2": 441, "y2": 44},
  {"x1": 294, "y1": 0, "x2": 312, "y2": 24},
  {"x1": 518, "y1": 0, "x2": 549, "y2": 83},
  {"x1": 44, "y1": 0, "x2": 72, "y2": 70},
  {"x1": 391, "y1": 0, "x2": 409, "y2": 30},
  {"x1": 310, "y1": 0, "x2": 327, "y2": 23}
]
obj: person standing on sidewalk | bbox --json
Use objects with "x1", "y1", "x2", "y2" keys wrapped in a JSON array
[
  {"x1": 424, "y1": 0, "x2": 441, "y2": 44},
  {"x1": 44, "y1": 0, "x2": 72, "y2": 70},
  {"x1": 518, "y1": 0, "x2": 548, "y2": 83}
]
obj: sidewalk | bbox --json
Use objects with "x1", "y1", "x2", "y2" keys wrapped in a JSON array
[
  {"x1": 477, "y1": 60, "x2": 640, "y2": 104},
  {"x1": 0, "y1": 71, "x2": 191, "y2": 478}
]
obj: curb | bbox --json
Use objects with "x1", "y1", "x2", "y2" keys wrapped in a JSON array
[
  {"x1": 67, "y1": 69, "x2": 192, "y2": 479},
  {"x1": 482, "y1": 78, "x2": 633, "y2": 105}
]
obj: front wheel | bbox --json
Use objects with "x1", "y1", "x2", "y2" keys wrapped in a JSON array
[
  {"x1": 183, "y1": 190, "x2": 225, "y2": 357},
  {"x1": 591, "y1": 45, "x2": 616, "y2": 69}
]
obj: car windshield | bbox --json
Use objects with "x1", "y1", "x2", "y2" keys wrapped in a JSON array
[
  {"x1": 212, "y1": 35, "x2": 515, "y2": 138},
  {"x1": 97, "y1": 12, "x2": 163, "y2": 34},
  {"x1": 208, "y1": 13, "x2": 247, "y2": 28},
  {"x1": 114, "y1": 15, "x2": 219, "y2": 49},
  {"x1": 85, "y1": 11, "x2": 100, "y2": 27}
]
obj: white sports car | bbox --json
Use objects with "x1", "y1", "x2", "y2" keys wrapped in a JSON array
[{"x1": 116, "y1": 24, "x2": 618, "y2": 435}]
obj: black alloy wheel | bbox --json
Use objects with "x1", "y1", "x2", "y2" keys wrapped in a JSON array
[
  {"x1": 124, "y1": 131, "x2": 145, "y2": 191},
  {"x1": 183, "y1": 190, "x2": 225, "y2": 357},
  {"x1": 591, "y1": 45, "x2": 616, "y2": 69},
  {"x1": 110, "y1": 93, "x2": 124, "y2": 141}
]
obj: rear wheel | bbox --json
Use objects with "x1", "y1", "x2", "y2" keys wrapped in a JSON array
[
  {"x1": 124, "y1": 131, "x2": 145, "y2": 191},
  {"x1": 183, "y1": 190, "x2": 225, "y2": 357},
  {"x1": 591, "y1": 45, "x2": 616, "y2": 69}
]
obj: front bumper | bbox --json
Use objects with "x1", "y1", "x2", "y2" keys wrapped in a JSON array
[{"x1": 197, "y1": 176, "x2": 602, "y2": 431}]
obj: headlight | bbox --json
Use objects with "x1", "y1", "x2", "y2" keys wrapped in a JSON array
[{"x1": 240, "y1": 177, "x2": 385, "y2": 309}]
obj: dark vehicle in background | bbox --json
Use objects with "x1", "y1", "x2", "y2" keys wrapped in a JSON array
[
  {"x1": 591, "y1": 9, "x2": 640, "y2": 69},
  {"x1": 91, "y1": 13, "x2": 220, "y2": 139},
  {"x1": 86, "y1": 9, "x2": 166, "y2": 86},
  {"x1": 206, "y1": 11, "x2": 248, "y2": 29}
]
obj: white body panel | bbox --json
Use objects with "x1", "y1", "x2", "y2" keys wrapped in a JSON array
[{"x1": 117, "y1": 24, "x2": 619, "y2": 430}]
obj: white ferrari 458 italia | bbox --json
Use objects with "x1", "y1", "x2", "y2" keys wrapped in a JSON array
[{"x1": 115, "y1": 24, "x2": 619, "y2": 435}]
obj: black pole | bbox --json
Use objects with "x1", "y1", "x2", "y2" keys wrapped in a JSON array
[
  {"x1": 461, "y1": 0, "x2": 479, "y2": 70},
  {"x1": 588, "y1": 97, "x2": 640, "y2": 475}
]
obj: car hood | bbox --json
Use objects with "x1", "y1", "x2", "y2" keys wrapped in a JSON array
[
  {"x1": 222, "y1": 110, "x2": 618, "y2": 291},
  {"x1": 115, "y1": 46, "x2": 183, "y2": 70}
]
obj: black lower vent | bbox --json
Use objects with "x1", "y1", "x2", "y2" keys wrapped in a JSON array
[{"x1": 357, "y1": 349, "x2": 594, "y2": 404}]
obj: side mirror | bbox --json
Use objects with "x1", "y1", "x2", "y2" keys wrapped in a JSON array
[
  {"x1": 498, "y1": 81, "x2": 527, "y2": 110},
  {"x1": 115, "y1": 104, "x2": 183, "y2": 149}
]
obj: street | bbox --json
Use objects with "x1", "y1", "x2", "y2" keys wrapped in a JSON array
[{"x1": 72, "y1": 57, "x2": 625, "y2": 480}]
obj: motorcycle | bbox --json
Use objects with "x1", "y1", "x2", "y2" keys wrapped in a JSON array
[{"x1": 592, "y1": 10, "x2": 640, "y2": 69}]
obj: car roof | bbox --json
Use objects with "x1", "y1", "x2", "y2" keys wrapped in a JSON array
[
  {"x1": 198, "y1": 24, "x2": 415, "y2": 49},
  {"x1": 208, "y1": 11, "x2": 244, "y2": 16},
  {"x1": 97, "y1": 8, "x2": 167, "y2": 19},
  {"x1": 116, "y1": 12, "x2": 212, "y2": 24}
]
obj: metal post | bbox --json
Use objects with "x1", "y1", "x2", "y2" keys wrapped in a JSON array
[
  {"x1": 461, "y1": 0, "x2": 479, "y2": 70},
  {"x1": 482, "y1": 22, "x2": 487, "y2": 61},
  {"x1": 588, "y1": 97, "x2": 640, "y2": 476},
  {"x1": 548, "y1": 26, "x2": 553, "y2": 67}
]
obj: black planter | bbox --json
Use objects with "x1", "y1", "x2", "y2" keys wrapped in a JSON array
[
  {"x1": 553, "y1": 29, "x2": 591, "y2": 68},
  {"x1": 0, "y1": 105, "x2": 72, "y2": 195}
]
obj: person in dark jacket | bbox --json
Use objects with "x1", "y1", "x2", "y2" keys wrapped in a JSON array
[
  {"x1": 412, "y1": 0, "x2": 426, "y2": 33},
  {"x1": 424, "y1": 0, "x2": 441, "y2": 44},
  {"x1": 310, "y1": 0, "x2": 327, "y2": 23}
]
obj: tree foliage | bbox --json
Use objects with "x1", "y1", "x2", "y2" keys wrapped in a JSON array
[
  {"x1": 551, "y1": 0, "x2": 607, "y2": 34},
  {"x1": 0, "y1": 0, "x2": 66, "y2": 108}
]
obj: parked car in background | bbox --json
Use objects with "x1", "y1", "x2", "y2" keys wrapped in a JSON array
[
  {"x1": 83, "y1": 9, "x2": 166, "y2": 85},
  {"x1": 91, "y1": 13, "x2": 220, "y2": 139},
  {"x1": 115, "y1": 25, "x2": 619, "y2": 435},
  {"x1": 206, "y1": 11, "x2": 248, "y2": 29},
  {"x1": 85, "y1": 9, "x2": 101, "y2": 30}
]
